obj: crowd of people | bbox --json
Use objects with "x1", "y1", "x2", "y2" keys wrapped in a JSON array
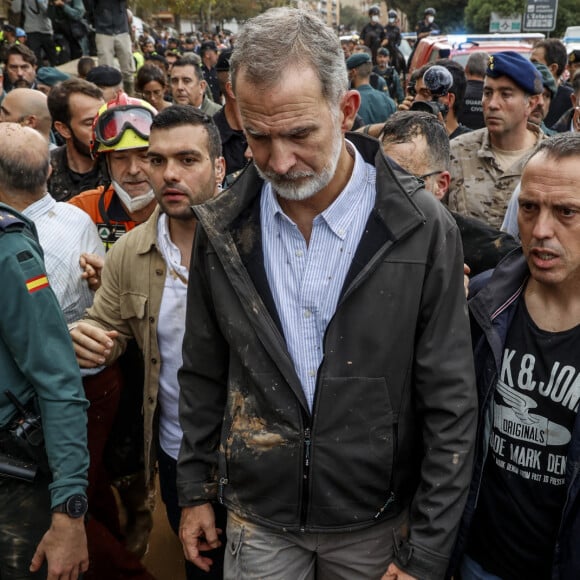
[{"x1": 0, "y1": 5, "x2": 580, "y2": 580}]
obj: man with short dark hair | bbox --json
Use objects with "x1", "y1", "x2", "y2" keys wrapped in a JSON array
[
  {"x1": 531, "y1": 38, "x2": 573, "y2": 128},
  {"x1": 346, "y1": 52, "x2": 395, "y2": 124},
  {"x1": 405, "y1": 60, "x2": 471, "y2": 140},
  {"x1": 3, "y1": 44, "x2": 37, "y2": 92},
  {"x1": 381, "y1": 111, "x2": 518, "y2": 276},
  {"x1": 170, "y1": 56, "x2": 221, "y2": 116},
  {"x1": 448, "y1": 51, "x2": 545, "y2": 229},
  {"x1": 451, "y1": 131, "x2": 580, "y2": 580},
  {"x1": 47, "y1": 78, "x2": 106, "y2": 201},
  {"x1": 373, "y1": 47, "x2": 404, "y2": 103},
  {"x1": 70, "y1": 105, "x2": 227, "y2": 580}
]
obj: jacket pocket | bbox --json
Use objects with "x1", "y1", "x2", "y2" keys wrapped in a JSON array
[
  {"x1": 308, "y1": 376, "x2": 398, "y2": 527},
  {"x1": 119, "y1": 292, "x2": 147, "y2": 320}
]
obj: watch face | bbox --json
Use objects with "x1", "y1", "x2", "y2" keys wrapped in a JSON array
[{"x1": 66, "y1": 494, "x2": 88, "y2": 518}]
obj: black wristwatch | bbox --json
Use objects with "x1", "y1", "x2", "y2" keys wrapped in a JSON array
[{"x1": 52, "y1": 494, "x2": 88, "y2": 518}]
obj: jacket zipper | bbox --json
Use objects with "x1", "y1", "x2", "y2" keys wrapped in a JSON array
[
  {"x1": 299, "y1": 426, "x2": 312, "y2": 532},
  {"x1": 374, "y1": 491, "x2": 396, "y2": 520},
  {"x1": 218, "y1": 477, "x2": 228, "y2": 504}
]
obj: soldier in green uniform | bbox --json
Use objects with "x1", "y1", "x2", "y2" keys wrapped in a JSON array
[{"x1": 0, "y1": 123, "x2": 90, "y2": 579}]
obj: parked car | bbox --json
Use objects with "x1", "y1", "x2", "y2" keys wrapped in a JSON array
[
  {"x1": 408, "y1": 32, "x2": 545, "y2": 73},
  {"x1": 563, "y1": 26, "x2": 580, "y2": 56}
]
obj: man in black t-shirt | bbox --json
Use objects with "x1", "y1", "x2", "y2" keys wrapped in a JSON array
[{"x1": 450, "y1": 132, "x2": 580, "y2": 580}]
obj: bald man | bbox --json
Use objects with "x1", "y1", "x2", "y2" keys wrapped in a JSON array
[
  {"x1": 0, "y1": 88, "x2": 53, "y2": 145},
  {"x1": 0, "y1": 123, "x2": 89, "y2": 579}
]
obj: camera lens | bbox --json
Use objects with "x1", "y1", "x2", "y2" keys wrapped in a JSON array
[{"x1": 409, "y1": 100, "x2": 440, "y2": 115}]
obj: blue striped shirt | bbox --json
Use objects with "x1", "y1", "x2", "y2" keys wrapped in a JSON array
[{"x1": 261, "y1": 142, "x2": 376, "y2": 410}]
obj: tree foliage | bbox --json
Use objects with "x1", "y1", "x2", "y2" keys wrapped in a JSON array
[
  {"x1": 135, "y1": 0, "x2": 287, "y2": 30},
  {"x1": 340, "y1": 5, "x2": 368, "y2": 33},
  {"x1": 465, "y1": 0, "x2": 576, "y2": 36},
  {"x1": 390, "y1": 0, "x2": 469, "y2": 33}
]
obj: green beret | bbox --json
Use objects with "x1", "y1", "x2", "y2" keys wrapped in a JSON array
[
  {"x1": 533, "y1": 63, "x2": 557, "y2": 98},
  {"x1": 486, "y1": 51, "x2": 543, "y2": 95},
  {"x1": 346, "y1": 52, "x2": 371, "y2": 70}
]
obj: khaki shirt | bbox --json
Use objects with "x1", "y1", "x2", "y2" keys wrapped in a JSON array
[
  {"x1": 448, "y1": 127, "x2": 544, "y2": 230},
  {"x1": 83, "y1": 206, "x2": 165, "y2": 484}
]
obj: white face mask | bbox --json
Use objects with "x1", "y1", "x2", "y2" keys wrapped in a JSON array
[
  {"x1": 371, "y1": 15, "x2": 380, "y2": 23},
  {"x1": 389, "y1": 17, "x2": 395, "y2": 23},
  {"x1": 112, "y1": 179, "x2": 156, "y2": 213},
  {"x1": 427, "y1": 16, "x2": 435, "y2": 23}
]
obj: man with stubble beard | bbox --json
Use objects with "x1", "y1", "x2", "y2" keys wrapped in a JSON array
[
  {"x1": 70, "y1": 105, "x2": 227, "y2": 580},
  {"x1": 47, "y1": 79, "x2": 107, "y2": 202}
]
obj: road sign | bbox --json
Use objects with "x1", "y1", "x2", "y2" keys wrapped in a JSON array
[
  {"x1": 523, "y1": 0, "x2": 558, "y2": 32},
  {"x1": 489, "y1": 13, "x2": 522, "y2": 33}
]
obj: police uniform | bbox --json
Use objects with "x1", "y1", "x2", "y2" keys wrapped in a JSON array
[{"x1": 0, "y1": 203, "x2": 89, "y2": 577}]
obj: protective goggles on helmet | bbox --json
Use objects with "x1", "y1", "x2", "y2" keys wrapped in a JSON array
[{"x1": 94, "y1": 105, "x2": 155, "y2": 148}]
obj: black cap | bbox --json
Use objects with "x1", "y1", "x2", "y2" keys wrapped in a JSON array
[
  {"x1": 86, "y1": 65, "x2": 123, "y2": 87},
  {"x1": 201, "y1": 41, "x2": 218, "y2": 53},
  {"x1": 569, "y1": 49, "x2": 580, "y2": 65}
]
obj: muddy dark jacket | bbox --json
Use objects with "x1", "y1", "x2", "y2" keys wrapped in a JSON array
[
  {"x1": 448, "y1": 249, "x2": 580, "y2": 580},
  {"x1": 177, "y1": 134, "x2": 477, "y2": 580}
]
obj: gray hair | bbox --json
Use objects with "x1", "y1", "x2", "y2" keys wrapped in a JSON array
[
  {"x1": 465, "y1": 52, "x2": 489, "y2": 78},
  {"x1": 0, "y1": 146, "x2": 50, "y2": 193},
  {"x1": 230, "y1": 7, "x2": 348, "y2": 106}
]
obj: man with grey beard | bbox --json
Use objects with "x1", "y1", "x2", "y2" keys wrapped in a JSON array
[{"x1": 177, "y1": 8, "x2": 477, "y2": 580}]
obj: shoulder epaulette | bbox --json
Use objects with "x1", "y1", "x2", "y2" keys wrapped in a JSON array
[{"x1": 0, "y1": 208, "x2": 26, "y2": 231}]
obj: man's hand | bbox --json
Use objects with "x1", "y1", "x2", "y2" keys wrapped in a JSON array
[
  {"x1": 464, "y1": 263, "x2": 471, "y2": 299},
  {"x1": 80, "y1": 253, "x2": 104, "y2": 292},
  {"x1": 382, "y1": 563, "x2": 417, "y2": 580},
  {"x1": 30, "y1": 514, "x2": 88, "y2": 579},
  {"x1": 179, "y1": 504, "x2": 222, "y2": 572},
  {"x1": 398, "y1": 95, "x2": 414, "y2": 111},
  {"x1": 70, "y1": 321, "x2": 118, "y2": 368}
]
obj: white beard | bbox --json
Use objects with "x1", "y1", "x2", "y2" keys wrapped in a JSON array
[{"x1": 256, "y1": 121, "x2": 343, "y2": 202}]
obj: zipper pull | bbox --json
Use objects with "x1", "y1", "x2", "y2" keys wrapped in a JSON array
[
  {"x1": 218, "y1": 477, "x2": 228, "y2": 503},
  {"x1": 304, "y1": 428, "x2": 311, "y2": 468},
  {"x1": 374, "y1": 492, "x2": 396, "y2": 520}
]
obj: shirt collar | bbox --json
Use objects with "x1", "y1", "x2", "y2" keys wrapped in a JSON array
[
  {"x1": 22, "y1": 193, "x2": 56, "y2": 221},
  {"x1": 262, "y1": 140, "x2": 374, "y2": 241}
]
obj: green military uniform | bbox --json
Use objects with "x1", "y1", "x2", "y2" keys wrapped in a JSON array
[
  {"x1": 0, "y1": 203, "x2": 89, "y2": 577},
  {"x1": 356, "y1": 84, "x2": 397, "y2": 125}
]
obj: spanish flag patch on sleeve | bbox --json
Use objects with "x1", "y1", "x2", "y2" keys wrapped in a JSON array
[{"x1": 26, "y1": 274, "x2": 50, "y2": 293}]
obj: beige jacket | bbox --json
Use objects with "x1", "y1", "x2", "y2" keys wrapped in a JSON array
[
  {"x1": 84, "y1": 206, "x2": 164, "y2": 483},
  {"x1": 448, "y1": 126, "x2": 544, "y2": 229}
]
